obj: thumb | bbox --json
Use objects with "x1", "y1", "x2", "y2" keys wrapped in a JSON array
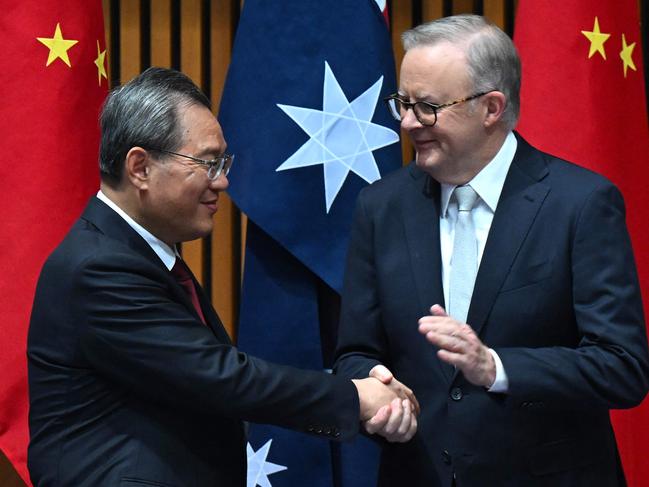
[{"x1": 369, "y1": 364, "x2": 394, "y2": 384}]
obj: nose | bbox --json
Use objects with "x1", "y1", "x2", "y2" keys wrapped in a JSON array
[
  {"x1": 209, "y1": 173, "x2": 229, "y2": 191},
  {"x1": 399, "y1": 107, "x2": 423, "y2": 132}
]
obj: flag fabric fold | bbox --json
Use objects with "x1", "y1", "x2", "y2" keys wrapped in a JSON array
[
  {"x1": 219, "y1": 1, "x2": 401, "y2": 485},
  {"x1": 514, "y1": 2, "x2": 649, "y2": 485},
  {"x1": 0, "y1": 2, "x2": 107, "y2": 484}
]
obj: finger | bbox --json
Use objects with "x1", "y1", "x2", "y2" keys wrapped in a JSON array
[
  {"x1": 369, "y1": 364, "x2": 393, "y2": 384},
  {"x1": 363, "y1": 404, "x2": 391, "y2": 435},
  {"x1": 391, "y1": 401, "x2": 417, "y2": 443},
  {"x1": 436, "y1": 348, "x2": 465, "y2": 367},
  {"x1": 396, "y1": 385, "x2": 419, "y2": 415},
  {"x1": 403, "y1": 412, "x2": 418, "y2": 442},
  {"x1": 395, "y1": 399, "x2": 412, "y2": 437},
  {"x1": 423, "y1": 331, "x2": 466, "y2": 353},
  {"x1": 406, "y1": 390, "x2": 420, "y2": 415},
  {"x1": 429, "y1": 304, "x2": 448, "y2": 316},
  {"x1": 418, "y1": 319, "x2": 461, "y2": 336},
  {"x1": 382, "y1": 398, "x2": 405, "y2": 436},
  {"x1": 387, "y1": 400, "x2": 418, "y2": 443}
]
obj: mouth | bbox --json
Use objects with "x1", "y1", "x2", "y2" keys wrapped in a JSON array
[
  {"x1": 412, "y1": 138, "x2": 438, "y2": 150},
  {"x1": 201, "y1": 198, "x2": 218, "y2": 213}
]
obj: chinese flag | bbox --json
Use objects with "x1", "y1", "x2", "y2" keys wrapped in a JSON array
[
  {"x1": 514, "y1": 1, "x2": 649, "y2": 485},
  {"x1": 0, "y1": 2, "x2": 107, "y2": 484}
]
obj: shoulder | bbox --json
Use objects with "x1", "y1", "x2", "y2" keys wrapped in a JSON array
[
  {"x1": 514, "y1": 134, "x2": 620, "y2": 200},
  {"x1": 357, "y1": 162, "x2": 424, "y2": 205},
  {"x1": 41, "y1": 218, "x2": 165, "y2": 292}
]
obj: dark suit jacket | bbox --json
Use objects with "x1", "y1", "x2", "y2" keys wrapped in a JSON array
[
  {"x1": 334, "y1": 134, "x2": 649, "y2": 487},
  {"x1": 28, "y1": 197, "x2": 359, "y2": 487}
]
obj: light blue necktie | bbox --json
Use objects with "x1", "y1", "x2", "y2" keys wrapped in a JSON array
[{"x1": 448, "y1": 185, "x2": 479, "y2": 324}]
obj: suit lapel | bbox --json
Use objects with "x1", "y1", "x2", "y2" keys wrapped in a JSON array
[
  {"x1": 467, "y1": 136, "x2": 550, "y2": 338},
  {"x1": 82, "y1": 197, "x2": 232, "y2": 343},
  {"x1": 192, "y1": 274, "x2": 233, "y2": 343},
  {"x1": 401, "y1": 165, "x2": 454, "y2": 380},
  {"x1": 402, "y1": 165, "x2": 445, "y2": 315}
]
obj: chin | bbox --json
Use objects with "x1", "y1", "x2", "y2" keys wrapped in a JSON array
[{"x1": 415, "y1": 154, "x2": 441, "y2": 173}]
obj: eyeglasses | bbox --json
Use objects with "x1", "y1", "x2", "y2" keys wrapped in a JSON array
[
  {"x1": 149, "y1": 148, "x2": 234, "y2": 180},
  {"x1": 384, "y1": 91, "x2": 492, "y2": 127}
]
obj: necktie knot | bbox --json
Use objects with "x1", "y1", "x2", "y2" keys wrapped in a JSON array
[
  {"x1": 454, "y1": 185, "x2": 479, "y2": 212},
  {"x1": 171, "y1": 259, "x2": 192, "y2": 283}
]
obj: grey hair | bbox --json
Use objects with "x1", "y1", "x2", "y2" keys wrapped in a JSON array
[
  {"x1": 402, "y1": 14, "x2": 520, "y2": 130},
  {"x1": 99, "y1": 67, "x2": 211, "y2": 185}
]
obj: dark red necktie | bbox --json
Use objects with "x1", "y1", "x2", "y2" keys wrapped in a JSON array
[{"x1": 171, "y1": 258, "x2": 207, "y2": 325}]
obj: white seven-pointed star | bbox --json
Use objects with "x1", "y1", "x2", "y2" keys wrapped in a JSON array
[
  {"x1": 247, "y1": 440, "x2": 287, "y2": 487},
  {"x1": 276, "y1": 62, "x2": 399, "y2": 212}
]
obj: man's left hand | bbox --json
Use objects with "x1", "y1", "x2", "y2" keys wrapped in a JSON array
[{"x1": 418, "y1": 304, "x2": 496, "y2": 388}]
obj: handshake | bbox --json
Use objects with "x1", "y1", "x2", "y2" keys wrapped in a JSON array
[{"x1": 352, "y1": 365, "x2": 418, "y2": 443}]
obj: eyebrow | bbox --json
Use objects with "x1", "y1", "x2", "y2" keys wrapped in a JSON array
[
  {"x1": 196, "y1": 147, "x2": 226, "y2": 159},
  {"x1": 397, "y1": 94, "x2": 442, "y2": 105}
]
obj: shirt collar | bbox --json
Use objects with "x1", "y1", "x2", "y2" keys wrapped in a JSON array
[
  {"x1": 440, "y1": 131, "x2": 517, "y2": 217},
  {"x1": 97, "y1": 190, "x2": 177, "y2": 270}
]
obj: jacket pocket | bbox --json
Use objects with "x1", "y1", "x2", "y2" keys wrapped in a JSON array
[{"x1": 499, "y1": 259, "x2": 552, "y2": 293}]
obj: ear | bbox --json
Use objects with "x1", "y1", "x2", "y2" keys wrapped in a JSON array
[
  {"x1": 124, "y1": 147, "x2": 151, "y2": 190},
  {"x1": 483, "y1": 91, "x2": 507, "y2": 127}
]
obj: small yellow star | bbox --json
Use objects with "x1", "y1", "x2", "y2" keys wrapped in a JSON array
[
  {"x1": 619, "y1": 34, "x2": 637, "y2": 78},
  {"x1": 581, "y1": 16, "x2": 610, "y2": 60},
  {"x1": 36, "y1": 23, "x2": 79, "y2": 67},
  {"x1": 95, "y1": 41, "x2": 108, "y2": 86}
]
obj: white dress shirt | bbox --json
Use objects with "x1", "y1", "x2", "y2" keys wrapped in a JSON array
[
  {"x1": 438, "y1": 131, "x2": 517, "y2": 392},
  {"x1": 97, "y1": 190, "x2": 177, "y2": 271}
]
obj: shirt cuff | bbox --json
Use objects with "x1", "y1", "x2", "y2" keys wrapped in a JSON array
[{"x1": 486, "y1": 348, "x2": 509, "y2": 393}]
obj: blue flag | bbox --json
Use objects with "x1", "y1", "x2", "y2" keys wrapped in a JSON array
[{"x1": 219, "y1": 1, "x2": 401, "y2": 485}]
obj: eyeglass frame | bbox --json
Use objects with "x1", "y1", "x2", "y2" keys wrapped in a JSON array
[
  {"x1": 147, "y1": 148, "x2": 234, "y2": 180},
  {"x1": 384, "y1": 91, "x2": 494, "y2": 127}
]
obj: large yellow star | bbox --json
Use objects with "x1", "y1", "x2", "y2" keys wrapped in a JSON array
[
  {"x1": 619, "y1": 34, "x2": 637, "y2": 78},
  {"x1": 95, "y1": 41, "x2": 108, "y2": 86},
  {"x1": 581, "y1": 17, "x2": 610, "y2": 60},
  {"x1": 36, "y1": 23, "x2": 78, "y2": 67}
]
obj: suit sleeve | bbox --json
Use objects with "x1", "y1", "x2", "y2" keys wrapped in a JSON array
[
  {"x1": 71, "y1": 251, "x2": 360, "y2": 440},
  {"x1": 334, "y1": 190, "x2": 387, "y2": 380},
  {"x1": 497, "y1": 182, "x2": 649, "y2": 409}
]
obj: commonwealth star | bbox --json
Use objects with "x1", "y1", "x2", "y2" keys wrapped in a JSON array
[{"x1": 276, "y1": 62, "x2": 399, "y2": 213}]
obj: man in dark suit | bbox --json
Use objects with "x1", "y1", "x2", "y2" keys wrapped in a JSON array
[
  {"x1": 334, "y1": 14, "x2": 649, "y2": 487},
  {"x1": 27, "y1": 67, "x2": 418, "y2": 486}
]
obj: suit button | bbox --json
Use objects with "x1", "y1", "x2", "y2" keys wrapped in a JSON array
[
  {"x1": 333, "y1": 429, "x2": 341, "y2": 438},
  {"x1": 442, "y1": 449, "x2": 451, "y2": 465},
  {"x1": 450, "y1": 387, "x2": 463, "y2": 401},
  {"x1": 315, "y1": 426, "x2": 323, "y2": 434},
  {"x1": 324, "y1": 427, "x2": 332, "y2": 435},
  {"x1": 307, "y1": 425, "x2": 315, "y2": 432}
]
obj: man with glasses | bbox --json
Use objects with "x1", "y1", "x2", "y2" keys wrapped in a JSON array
[
  {"x1": 27, "y1": 67, "x2": 417, "y2": 486},
  {"x1": 334, "y1": 14, "x2": 649, "y2": 486}
]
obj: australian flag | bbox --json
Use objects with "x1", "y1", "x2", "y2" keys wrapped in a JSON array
[{"x1": 219, "y1": 1, "x2": 401, "y2": 486}]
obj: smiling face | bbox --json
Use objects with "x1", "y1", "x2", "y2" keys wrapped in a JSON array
[
  {"x1": 399, "y1": 43, "x2": 495, "y2": 185},
  {"x1": 140, "y1": 103, "x2": 229, "y2": 246}
]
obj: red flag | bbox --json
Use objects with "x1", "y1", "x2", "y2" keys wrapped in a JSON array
[
  {"x1": 514, "y1": 1, "x2": 649, "y2": 485},
  {"x1": 0, "y1": 2, "x2": 107, "y2": 483}
]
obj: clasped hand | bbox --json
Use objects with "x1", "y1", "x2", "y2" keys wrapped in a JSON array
[{"x1": 354, "y1": 365, "x2": 419, "y2": 443}]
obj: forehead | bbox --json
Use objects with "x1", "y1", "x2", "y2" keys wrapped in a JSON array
[
  {"x1": 177, "y1": 103, "x2": 226, "y2": 152},
  {"x1": 399, "y1": 43, "x2": 471, "y2": 98}
]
